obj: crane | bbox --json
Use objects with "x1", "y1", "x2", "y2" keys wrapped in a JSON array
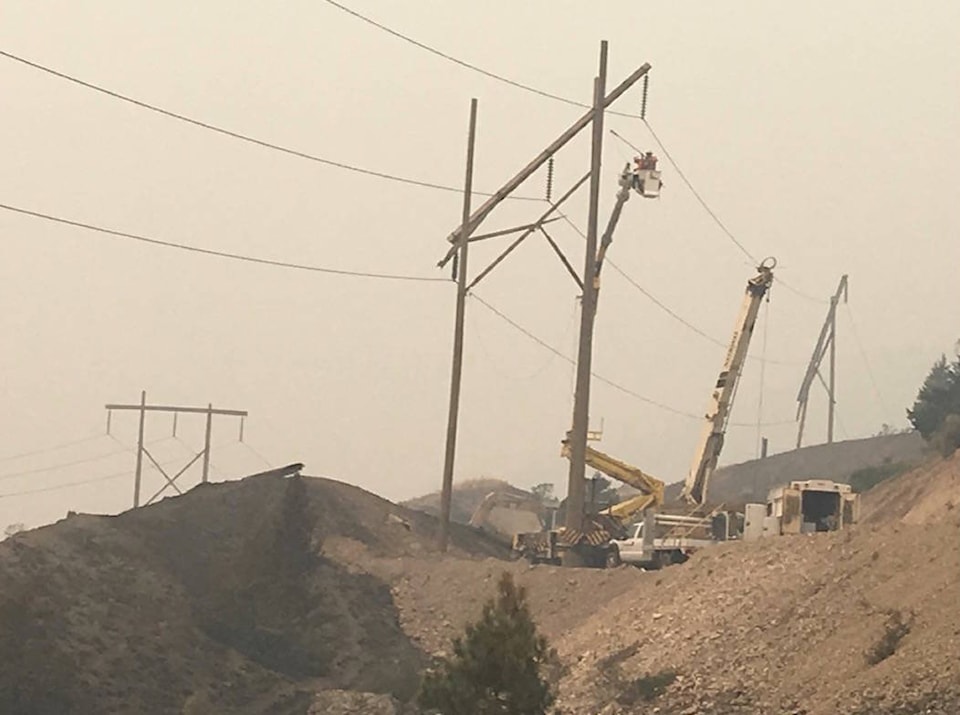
[{"x1": 680, "y1": 259, "x2": 777, "y2": 505}]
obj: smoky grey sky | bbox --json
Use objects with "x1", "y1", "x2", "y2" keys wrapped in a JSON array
[{"x1": 2, "y1": 1, "x2": 958, "y2": 529}]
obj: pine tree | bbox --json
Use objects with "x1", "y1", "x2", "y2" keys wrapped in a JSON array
[
  {"x1": 907, "y1": 355, "x2": 960, "y2": 440},
  {"x1": 418, "y1": 572, "x2": 556, "y2": 715}
]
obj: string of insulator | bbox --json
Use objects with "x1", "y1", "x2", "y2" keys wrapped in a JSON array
[{"x1": 546, "y1": 156, "x2": 555, "y2": 202}]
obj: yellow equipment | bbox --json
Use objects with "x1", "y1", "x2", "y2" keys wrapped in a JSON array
[{"x1": 561, "y1": 441, "x2": 665, "y2": 519}]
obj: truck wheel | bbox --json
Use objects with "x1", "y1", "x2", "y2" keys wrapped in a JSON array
[
  {"x1": 655, "y1": 550, "x2": 674, "y2": 569},
  {"x1": 605, "y1": 548, "x2": 622, "y2": 569}
]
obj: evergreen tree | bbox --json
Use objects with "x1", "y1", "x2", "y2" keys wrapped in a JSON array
[
  {"x1": 418, "y1": 572, "x2": 555, "y2": 715},
  {"x1": 907, "y1": 355, "x2": 960, "y2": 439}
]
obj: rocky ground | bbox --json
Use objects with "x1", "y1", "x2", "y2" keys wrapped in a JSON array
[{"x1": 1, "y1": 453, "x2": 958, "y2": 714}]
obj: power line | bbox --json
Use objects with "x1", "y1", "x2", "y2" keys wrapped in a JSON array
[
  {"x1": 0, "y1": 470, "x2": 131, "y2": 498},
  {"x1": 844, "y1": 303, "x2": 891, "y2": 419},
  {"x1": 612, "y1": 126, "x2": 757, "y2": 263},
  {"x1": 0, "y1": 202, "x2": 450, "y2": 283},
  {"x1": 611, "y1": 127, "x2": 827, "y2": 305},
  {"x1": 553, "y1": 210, "x2": 800, "y2": 366},
  {"x1": 471, "y1": 293, "x2": 793, "y2": 427},
  {"x1": 0, "y1": 433, "x2": 105, "y2": 463},
  {"x1": 0, "y1": 445, "x2": 132, "y2": 481},
  {"x1": 320, "y1": 0, "x2": 643, "y2": 120},
  {"x1": 0, "y1": 457, "x2": 183, "y2": 499},
  {"x1": 0, "y1": 48, "x2": 540, "y2": 202}
]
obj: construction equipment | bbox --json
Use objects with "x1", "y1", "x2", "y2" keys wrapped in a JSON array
[
  {"x1": 613, "y1": 511, "x2": 740, "y2": 568},
  {"x1": 469, "y1": 490, "x2": 559, "y2": 533},
  {"x1": 681, "y1": 259, "x2": 777, "y2": 506},
  {"x1": 511, "y1": 441, "x2": 666, "y2": 567}
]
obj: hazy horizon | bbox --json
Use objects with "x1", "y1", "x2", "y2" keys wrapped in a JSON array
[{"x1": 3, "y1": 1, "x2": 958, "y2": 530}]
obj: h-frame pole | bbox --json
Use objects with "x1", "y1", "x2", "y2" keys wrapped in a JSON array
[
  {"x1": 106, "y1": 394, "x2": 247, "y2": 508},
  {"x1": 564, "y1": 42, "x2": 608, "y2": 538},
  {"x1": 439, "y1": 98, "x2": 478, "y2": 552},
  {"x1": 433, "y1": 45, "x2": 651, "y2": 551},
  {"x1": 795, "y1": 274, "x2": 849, "y2": 448}
]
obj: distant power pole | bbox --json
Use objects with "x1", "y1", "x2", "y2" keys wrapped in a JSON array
[
  {"x1": 795, "y1": 275, "x2": 849, "y2": 448},
  {"x1": 106, "y1": 391, "x2": 247, "y2": 508}
]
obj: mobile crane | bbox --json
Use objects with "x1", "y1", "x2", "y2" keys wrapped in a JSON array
[
  {"x1": 680, "y1": 259, "x2": 776, "y2": 505},
  {"x1": 512, "y1": 260, "x2": 778, "y2": 568}
]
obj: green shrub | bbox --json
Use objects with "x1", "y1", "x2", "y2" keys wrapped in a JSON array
[{"x1": 418, "y1": 572, "x2": 555, "y2": 715}]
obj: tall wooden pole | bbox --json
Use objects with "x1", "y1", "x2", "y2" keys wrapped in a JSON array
[
  {"x1": 202, "y1": 402, "x2": 213, "y2": 483},
  {"x1": 439, "y1": 98, "x2": 478, "y2": 553},
  {"x1": 827, "y1": 297, "x2": 837, "y2": 443},
  {"x1": 133, "y1": 390, "x2": 146, "y2": 508},
  {"x1": 565, "y1": 42, "x2": 608, "y2": 537}
]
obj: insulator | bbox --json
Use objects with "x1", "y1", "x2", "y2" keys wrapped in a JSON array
[
  {"x1": 641, "y1": 75, "x2": 650, "y2": 120},
  {"x1": 546, "y1": 156, "x2": 555, "y2": 201}
]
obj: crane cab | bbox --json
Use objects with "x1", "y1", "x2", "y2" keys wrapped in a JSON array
[{"x1": 631, "y1": 152, "x2": 661, "y2": 198}]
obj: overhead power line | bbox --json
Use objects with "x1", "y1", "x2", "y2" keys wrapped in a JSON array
[
  {"x1": 0, "y1": 445, "x2": 131, "y2": 481},
  {"x1": 0, "y1": 470, "x2": 131, "y2": 498},
  {"x1": 471, "y1": 293, "x2": 793, "y2": 428},
  {"x1": 0, "y1": 48, "x2": 539, "y2": 202},
  {"x1": 0, "y1": 202, "x2": 450, "y2": 283},
  {"x1": 321, "y1": 0, "x2": 642, "y2": 119},
  {"x1": 553, "y1": 211, "x2": 800, "y2": 366},
  {"x1": 610, "y1": 127, "x2": 827, "y2": 305},
  {"x1": 0, "y1": 456, "x2": 184, "y2": 499},
  {"x1": 0, "y1": 433, "x2": 106, "y2": 463},
  {"x1": 612, "y1": 127, "x2": 758, "y2": 263},
  {"x1": 844, "y1": 303, "x2": 891, "y2": 419}
]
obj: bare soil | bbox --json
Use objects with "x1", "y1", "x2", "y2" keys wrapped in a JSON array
[{"x1": 2, "y1": 454, "x2": 958, "y2": 714}]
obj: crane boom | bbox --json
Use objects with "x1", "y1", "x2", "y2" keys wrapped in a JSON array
[{"x1": 681, "y1": 260, "x2": 776, "y2": 505}]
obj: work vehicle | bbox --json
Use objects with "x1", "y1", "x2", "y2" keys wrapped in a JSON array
[
  {"x1": 681, "y1": 259, "x2": 777, "y2": 506},
  {"x1": 511, "y1": 441, "x2": 666, "y2": 567},
  {"x1": 613, "y1": 510, "x2": 742, "y2": 568},
  {"x1": 469, "y1": 490, "x2": 559, "y2": 534},
  {"x1": 743, "y1": 479, "x2": 859, "y2": 539}
]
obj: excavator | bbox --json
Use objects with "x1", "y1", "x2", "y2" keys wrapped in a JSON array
[{"x1": 468, "y1": 490, "x2": 559, "y2": 540}]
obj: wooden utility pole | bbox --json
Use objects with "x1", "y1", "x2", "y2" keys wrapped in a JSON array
[
  {"x1": 433, "y1": 46, "x2": 651, "y2": 552},
  {"x1": 439, "y1": 98, "x2": 478, "y2": 553},
  {"x1": 134, "y1": 390, "x2": 146, "y2": 508},
  {"x1": 795, "y1": 275, "x2": 849, "y2": 448},
  {"x1": 565, "y1": 42, "x2": 608, "y2": 536},
  {"x1": 106, "y1": 394, "x2": 247, "y2": 508},
  {"x1": 827, "y1": 296, "x2": 838, "y2": 443}
]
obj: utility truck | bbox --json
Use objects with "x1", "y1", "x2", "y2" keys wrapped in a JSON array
[{"x1": 743, "y1": 479, "x2": 859, "y2": 540}]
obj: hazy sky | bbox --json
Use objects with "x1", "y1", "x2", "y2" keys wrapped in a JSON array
[{"x1": 2, "y1": 1, "x2": 958, "y2": 529}]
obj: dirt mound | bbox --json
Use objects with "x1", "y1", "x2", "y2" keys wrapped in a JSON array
[
  {"x1": 862, "y1": 452, "x2": 960, "y2": 525},
  {"x1": 402, "y1": 477, "x2": 530, "y2": 525},
  {"x1": 664, "y1": 432, "x2": 928, "y2": 503},
  {"x1": 0, "y1": 469, "x2": 507, "y2": 715},
  {"x1": 553, "y1": 518, "x2": 960, "y2": 714},
  {"x1": 5, "y1": 461, "x2": 957, "y2": 714}
]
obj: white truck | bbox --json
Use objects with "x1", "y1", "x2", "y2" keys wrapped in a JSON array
[{"x1": 611, "y1": 510, "x2": 742, "y2": 569}]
